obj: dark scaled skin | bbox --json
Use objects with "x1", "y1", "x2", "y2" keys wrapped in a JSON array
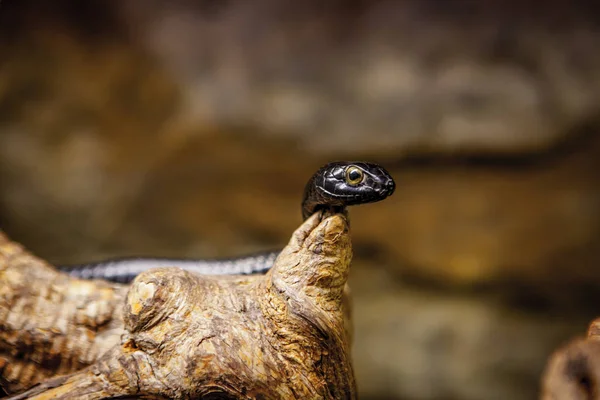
[{"x1": 62, "y1": 161, "x2": 396, "y2": 282}]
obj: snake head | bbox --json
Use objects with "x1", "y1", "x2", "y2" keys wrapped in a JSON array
[{"x1": 316, "y1": 161, "x2": 396, "y2": 206}]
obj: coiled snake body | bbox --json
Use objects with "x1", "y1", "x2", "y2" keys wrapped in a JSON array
[{"x1": 61, "y1": 162, "x2": 395, "y2": 283}]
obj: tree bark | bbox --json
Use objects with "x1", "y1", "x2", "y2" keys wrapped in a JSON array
[{"x1": 1, "y1": 212, "x2": 356, "y2": 399}]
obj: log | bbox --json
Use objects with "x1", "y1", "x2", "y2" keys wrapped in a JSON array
[
  {"x1": 1, "y1": 212, "x2": 356, "y2": 399},
  {"x1": 541, "y1": 318, "x2": 600, "y2": 399}
]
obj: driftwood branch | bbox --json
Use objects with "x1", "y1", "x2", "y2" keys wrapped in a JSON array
[
  {"x1": 541, "y1": 319, "x2": 600, "y2": 399},
  {"x1": 1, "y1": 212, "x2": 356, "y2": 399}
]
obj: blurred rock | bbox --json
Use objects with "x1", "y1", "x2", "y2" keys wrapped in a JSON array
[
  {"x1": 350, "y1": 266, "x2": 588, "y2": 400},
  {"x1": 118, "y1": 0, "x2": 600, "y2": 156}
]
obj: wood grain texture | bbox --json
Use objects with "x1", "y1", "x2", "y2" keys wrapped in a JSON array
[{"x1": 0, "y1": 232, "x2": 127, "y2": 394}]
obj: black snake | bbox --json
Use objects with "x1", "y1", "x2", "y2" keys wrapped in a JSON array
[{"x1": 61, "y1": 161, "x2": 395, "y2": 283}]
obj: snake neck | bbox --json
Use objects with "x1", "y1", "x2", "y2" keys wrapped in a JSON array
[
  {"x1": 301, "y1": 173, "x2": 320, "y2": 220},
  {"x1": 301, "y1": 172, "x2": 345, "y2": 220}
]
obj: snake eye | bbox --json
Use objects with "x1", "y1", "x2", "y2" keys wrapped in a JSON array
[{"x1": 345, "y1": 166, "x2": 364, "y2": 186}]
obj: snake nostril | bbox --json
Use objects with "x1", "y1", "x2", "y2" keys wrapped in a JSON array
[{"x1": 386, "y1": 179, "x2": 395, "y2": 195}]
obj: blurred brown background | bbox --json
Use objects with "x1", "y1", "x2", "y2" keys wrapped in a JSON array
[{"x1": 1, "y1": 1, "x2": 600, "y2": 399}]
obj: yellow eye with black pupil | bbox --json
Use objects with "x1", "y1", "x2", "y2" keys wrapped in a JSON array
[{"x1": 345, "y1": 166, "x2": 363, "y2": 185}]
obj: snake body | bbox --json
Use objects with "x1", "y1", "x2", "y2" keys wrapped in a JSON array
[{"x1": 61, "y1": 161, "x2": 395, "y2": 283}]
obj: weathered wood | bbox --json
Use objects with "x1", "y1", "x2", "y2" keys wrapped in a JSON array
[
  {"x1": 541, "y1": 318, "x2": 600, "y2": 399},
  {"x1": 0, "y1": 232, "x2": 127, "y2": 394},
  {"x1": 2, "y1": 212, "x2": 356, "y2": 399}
]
